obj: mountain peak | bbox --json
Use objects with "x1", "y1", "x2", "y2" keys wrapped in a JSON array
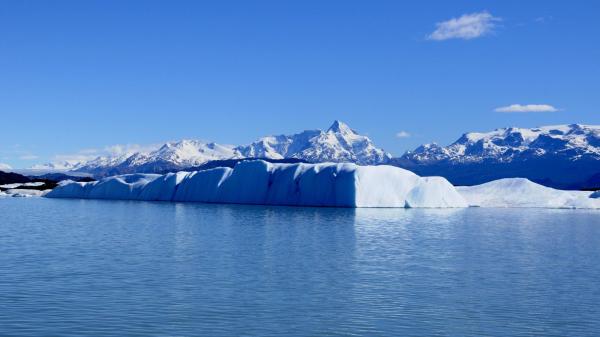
[
  {"x1": 234, "y1": 121, "x2": 390, "y2": 165},
  {"x1": 394, "y1": 124, "x2": 600, "y2": 190},
  {"x1": 327, "y1": 120, "x2": 354, "y2": 134},
  {"x1": 402, "y1": 124, "x2": 600, "y2": 165},
  {"x1": 46, "y1": 121, "x2": 390, "y2": 176}
]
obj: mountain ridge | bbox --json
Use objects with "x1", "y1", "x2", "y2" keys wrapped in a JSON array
[
  {"x1": 37, "y1": 121, "x2": 391, "y2": 177},
  {"x1": 393, "y1": 123, "x2": 600, "y2": 189},
  {"x1": 29, "y1": 122, "x2": 600, "y2": 189}
]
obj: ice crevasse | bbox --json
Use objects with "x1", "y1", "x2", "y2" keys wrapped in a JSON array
[{"x1": 45, "y1": 160, "x2": 468, "y2": 208}]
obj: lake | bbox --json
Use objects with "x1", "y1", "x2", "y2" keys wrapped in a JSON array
[{"x1": 1, "y1": 198, "x2": 599, "y2": 336}]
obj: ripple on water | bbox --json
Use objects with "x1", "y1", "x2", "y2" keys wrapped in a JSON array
[{"x1": 0, "y1": 198, "x2": 599, "y2": 336}]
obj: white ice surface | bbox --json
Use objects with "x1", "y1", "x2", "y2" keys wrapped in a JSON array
[
  {"x1": 0, "y1": 183, "x2": 22, "y2": 189},
  {"x1": 43, "y1": 161, "x2": 600, "y2": 209},
  {"x1": 2, "y1": 189, "x2": 50, "y2": 197},
  {"x1": 46, "y1": 160, "x2": 467, "y2": 208},
  {"x1": 1, "y1": 182, "x2": 45, "y2": 189},
  {"x1": 457, "y1": 178, "x2": 600, "y2": 209}
]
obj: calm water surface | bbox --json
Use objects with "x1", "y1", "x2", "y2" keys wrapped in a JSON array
[{"x1": 1, "y1": 198, "x2": 599, "y2": 336}]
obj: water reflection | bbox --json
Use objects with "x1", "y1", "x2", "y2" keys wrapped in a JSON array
[{"x1": 1, "y1": 198, "x2": 600, "y2": 336}]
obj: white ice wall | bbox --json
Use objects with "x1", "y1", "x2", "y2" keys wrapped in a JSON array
[{"x1": 46, "y1": 160, "x2": 467, "y2": 208}]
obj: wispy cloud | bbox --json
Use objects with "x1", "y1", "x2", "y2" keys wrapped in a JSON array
[
  {"x1": 396, "y1": 131, "x2": 411, "y2": 138},
  {"x1": 51, "y1": 153, "x2": 100, "y2": 164},
  {"x1": 0, "y1": 163, "x2": 12, "y2": 170},
  {"x1": 534, "y1": 16, "x2": 553, "y2": 23},
  {"x1": 47, "y1": 143, "x2": 161, "y2": 165},
  {"x1": 104, "y1": 143, "x2": 159, "y2": 156},
  {"x1": 19, "y1": 154, "x2": 39, "y2": 160},
  {"x1": 0, "y1": 145, "x2": 37, "y2": 160},
  {"x1": 494, "y1": 104, "x2": 559, "y2": 113},
  {"x1": 428, "y1": 11, "x2": 501, "y2": 41},
  {"x1": 78, "y1": 148, "x2": 101, "y2": 155}
]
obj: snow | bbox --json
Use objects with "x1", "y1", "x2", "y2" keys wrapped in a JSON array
[
  {"x1": 405, "y1": 177, "x2": 469, "y2": 208},
  {"x1": 146, "y1": 140, "x2": 239, "y2": 167},
  {"x1": 2, "y1": 189, "x2": 50, "y2": 197},
  {"x1": 87, "y1": 174, "x2": 160, "y2": 200},
  {"x1": 0, "y1": 183, "x2": 23, "y2": 189},
  {"x1": 457, "y1": 178, "x2": 600, "y2": 209},
  {"x1": 404, "y1": 124, "x2": 600, "y2": 164},
  {"x1": 36, "y1": 121, "x2": 391, "y2": 176},
  {"x1": 0, "y1": 182, "x2": 45, "y2": 189},
  {"x1": 46, "y1": 160, "x2": 466, "y2": 208},
  {"x1": 463, "y1": 124, "x2": 595, "y2": 145},
  {"x1": 239, "y1": 120, "x2": 391, "y2": 165},
  {"x1": 40, "y1": 160, "x2": 600, "y2": 209},
  {"x1": 399, "y1": 123, "x2": 600, "y2": 190},
  {"x1": 1, "y1": 182, "x2": 51, "y2": 198}
]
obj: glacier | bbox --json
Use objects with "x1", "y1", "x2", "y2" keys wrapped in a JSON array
[
  {"x1": 44, "y1": 160, "x2": 600, "y2": 209},
  {"x1": 0, "y1": 189, "x2": 50, "y2": 198},
  {"x1": 457, "y1": 178, "x2": 600, "y2": 209},
  {"x1": 46, "y1": 160, "x2": 467, "y2": 208}
]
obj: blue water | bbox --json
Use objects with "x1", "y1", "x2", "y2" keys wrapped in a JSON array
[{"x1": 1, "y1": 198, "x2": 599, "y2": 336}]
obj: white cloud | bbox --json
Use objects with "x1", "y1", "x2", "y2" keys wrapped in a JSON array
[
  {"x1": 396, "y1": 131, "x2": 411, "y2": 138},
  {"x1": 44, "y1": 148, "x2": 103, "y2": 164},
  {"x1": 535, "y1": 16, "x2": 553, "y2": 23},
  {"x1": 104, "y1": 143, "x2": 158, "y2": 156},
  {"x1": 19, "y1": 154, "x2": 39, "y2": 160},
  {"x1": 52, "y1": 153, "x2": 99, "y2": 163},
  {"x1": 78, "y1": 148, "x2": 101, "y2": 155},
  {"x1": 494, "y1": 104, "x2": 559, "y2": 113},
  {"x1": 0, "y1": 163, "x2": 12, "y2": 170},
  {"x1": 428, "y1": 11, "x2": 500, "y2": 41},
  {"x1": 43, "y1": 143, "x2": 161, "y2": 166}
]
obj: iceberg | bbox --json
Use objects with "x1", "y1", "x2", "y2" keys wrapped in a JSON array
[
  {"x1": 1, "y1": 189, "x2": 50, "y2": 197},
  {"x1": 457, "y1": 178, "x2": 600, "y2": 209},
  {"x1": 0, "y1": 182, "x2": 45, "y2": 189},
  {"x1": 44, "y1": 161, "x2": 600, "y2": 209},
  {"x1": 46, "y1": 160, "x2": 468, "y2": 208}
]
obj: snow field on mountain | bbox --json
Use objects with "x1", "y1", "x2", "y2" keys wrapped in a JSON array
[
  {"x1": 33, "y1": 121, "x2": 391, "y2": 176},
  {"x1": 403, "y1": 124, "x2": 600, "y2": 163}
]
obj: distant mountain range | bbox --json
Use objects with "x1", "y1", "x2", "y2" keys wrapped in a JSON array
[
  {"x1": 28, "y1": 122, "x2": 599, "y2": 190},
  {"x1": 392, "y1": 124, "x2": 600, "y2": 190},
  {"x1": 0, "y1": 170, "x2": 30, "y2": 185},
  {"x1": 33, "y1": 121, "x2": 391, "y2": 177}
]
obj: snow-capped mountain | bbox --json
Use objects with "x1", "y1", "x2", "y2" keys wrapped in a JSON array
[
  {"x1": 393, "y1": 124, "x2": 600, "y2": 189},
  {"x1": 401, "y1": 124, "x2": 600, "y2": 163},
  {"x1": 237, "y1": 120, "x2": 391, "y2": 165},
  {"x1": 56, "y1": 121, "x2": 390, "y2": 177},
  {"x1": 73, "y1": 141, "x2": 241, "y2": 177}
]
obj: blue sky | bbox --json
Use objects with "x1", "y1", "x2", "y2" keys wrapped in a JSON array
[{"x1": 1, "y1": 0, "x2": 599, "y2": 168}]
